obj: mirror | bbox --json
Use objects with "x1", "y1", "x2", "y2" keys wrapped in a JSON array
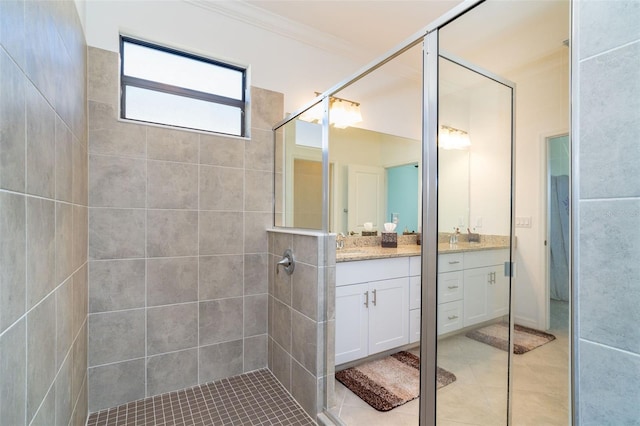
[
  {"x1": 329, "y1": 125, "x2": 421, "y2": 235},
  {"x1": 282, "y1": 112, "x2": 472, "y2": 235},
  {"x1": 276, "y1": 110, "x2": 324, "y2": 229}
]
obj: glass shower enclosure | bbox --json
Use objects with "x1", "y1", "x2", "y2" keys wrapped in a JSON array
[{"x1": 272, "y1": 1, "x2": 520, "y2": 424}]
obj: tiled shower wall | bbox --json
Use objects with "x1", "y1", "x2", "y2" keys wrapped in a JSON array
[
  {"x1": 0, "y1": 1, "x2": 89, "y2": 425},
  {"x1": 575, "y1": 1, "x2": 640, "y2": 424},
  {"x1": 267, "y1": 230, "x2": 336, "y2": 419},
  {"x1": 86, "y1": 46, "x2": 282, "y2": 412}
]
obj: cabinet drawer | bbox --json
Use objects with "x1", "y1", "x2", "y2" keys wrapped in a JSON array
[
  {"x1": 409, "y1": 309, "x2": 420, "y2": 343},
  {"x1": 438, "y1": 253, "x2": 464, "y2": 273},
  {"x1": 438, "y1": 300, "x2": 463, "y2": 335},
  {"x1": 438, "y1": 271, "x2": 463, "y2": 303},
  {"x1": 409, "y1": 256, "x2": 421, "y2": 276},
  {"x1": 410, "y1": 276, "x2": 421, "y2": 310},
  {"x1": 464, "y1": 249, "x2": 509, "y2": 269},
  {"x1": 337, "y1": 257, "x2": 409, "y2": 286}
]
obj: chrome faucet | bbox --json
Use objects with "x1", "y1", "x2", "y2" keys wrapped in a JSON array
[{"x1": 336, "y1": 233, "x2": 346, "y2": 250}]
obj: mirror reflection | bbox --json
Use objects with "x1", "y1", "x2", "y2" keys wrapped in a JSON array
[{"x1": 282, "y1": 118, "x2": 423, "y2": 233}]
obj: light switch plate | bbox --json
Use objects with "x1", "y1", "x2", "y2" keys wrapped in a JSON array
[{"x1": 515, "y1": 216, "x2": 532, "y2": 228}]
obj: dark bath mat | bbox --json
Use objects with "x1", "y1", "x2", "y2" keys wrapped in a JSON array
[
  {"x1": 466, "y1": 322, "x2": 556, "y2": 354},
  {"x1": 335, "y1": 351, "x2": 456, "y2": 412}
]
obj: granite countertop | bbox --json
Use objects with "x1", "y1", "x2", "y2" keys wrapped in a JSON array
[{"x1": 335, "y1": 240, "x2": 510, "y2": 262}]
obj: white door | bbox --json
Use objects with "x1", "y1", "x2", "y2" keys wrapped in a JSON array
[
  {"x1": 347, "y1": 165, "x2": 385, "y2": 233},
  {"x1": 463, "y1": 266, "x2": 491, "y2": 327},
  {"x1": 368, "y1": 278, "x2": 409, "y2": 355},
  {"x1": 335, "y1": 283, "x2": 369, "y2": 365}
]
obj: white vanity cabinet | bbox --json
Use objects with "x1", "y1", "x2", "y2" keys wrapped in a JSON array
[
  {"x1": 438, "y1": 249, "x2": 509, "y2": 333},
  {"x1": 335, "y1": 248, "x2": 509, "y2": 364},
  {"x1": 462, "y1": 249, "x2": 510, "y2": 327},
  {"x1": 336, "y1": 257, "x2": 409, "y2": 365}
]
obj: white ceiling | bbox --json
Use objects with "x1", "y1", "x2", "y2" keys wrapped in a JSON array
[
  {"x1": 243, "y1": 0, "x2": 463, "y2": 56},
  {"x1": 239, "y1": 0, "x2": 569, "y2": 76},
  {"x1": 200, "y1": 0, "x2": 569, "y2": 137}
]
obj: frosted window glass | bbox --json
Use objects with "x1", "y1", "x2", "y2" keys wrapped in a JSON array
[
  {"x1": 123, "y1": 41, "x2": 243, "y2": 100},
  {"x1": 125, "y1": 86, "x2": 242, "y2": 136}
]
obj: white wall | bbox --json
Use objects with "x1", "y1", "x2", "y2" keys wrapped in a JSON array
[
  {"x1": 468, "y1": 79, "x2": 513, "y2": 237},
  {"x1": 508, "y1": 50, "x2": 570, "y2": 329},
  {"x1": 84, "y1": 0, "x2": 422, "y2": 139}
]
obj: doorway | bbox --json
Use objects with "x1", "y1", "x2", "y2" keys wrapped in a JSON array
[
  {"x1": 547, "y1": 134, "x2": 570, "y2": 307},
  {"x1": 387, "y1": 163, "x2": 419, "y2": 234}
]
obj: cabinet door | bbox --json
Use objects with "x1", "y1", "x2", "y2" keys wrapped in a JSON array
[
  {"x1": 463, "y1": 266, "x2": 492, "y2": 327},
  {"x1": 489, "y1": 265, "x2": 509, "y2": 318},
  {"x1": 368, "y1": 278, "x2": 409, "y2": 355},
  {"x1": 335, "y1": 283, "x2": 369, "y2": 365}
]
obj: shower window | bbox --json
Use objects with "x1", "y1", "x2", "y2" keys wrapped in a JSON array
[{"x1": 120, "y1": 36, "x2": 247, "y2": 136}]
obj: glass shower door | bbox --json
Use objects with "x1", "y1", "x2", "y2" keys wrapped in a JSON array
[{"x1": 435, "y1": 54, "x2": 515, "y2": 425}]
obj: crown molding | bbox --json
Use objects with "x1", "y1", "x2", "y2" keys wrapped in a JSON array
[
  {"x1": 184, "y1": 0, "x2": 421, "y2": 82},
  {"x1": 185, "y1": 0, "x2": 366, "y2": 59}
]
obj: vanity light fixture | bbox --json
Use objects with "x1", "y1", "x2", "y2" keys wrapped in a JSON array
[
  {"x1": 439, "y1": 125, "x2": 471, "y2": 150},
  {"x1": 299, "y1": 93, "x2": 363, "y2": 129}
]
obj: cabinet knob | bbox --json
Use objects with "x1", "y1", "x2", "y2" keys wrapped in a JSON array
[
  {"x1": 448, "y1": 315, "x2": 459, "y2": 320},
  {"x1": 447, "y1": 285, "x2": 459, "y2": 289},
  {"x1": 448, "y1": 260, "x2": 460, "y2": 264},
  {"x1": 372, "y1": 289, "x2": 377, "y2": 306},
  {"x1": 364, "y1": 291, "x2": 369, "y2": 308}
]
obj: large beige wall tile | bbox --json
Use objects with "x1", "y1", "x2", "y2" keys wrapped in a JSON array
[
  {"x1": 89, "y1": 208, "x2": 145, "y2": 260},
  {"x1": 199, "y1": 255, "x2": 243, "y2": 300},
  {"x1": 147, "y1": 127, "x2": 199, "y2": 163},
  {"x1": 147, "y1": 210, "x2": 198, "y2": 257},
  {"x1": 0, "y1": 192, "x2": 26, "y2": 332},
  {"x1": 147, "y1": 161, "x2": 198, "y2": 209},
  {"x1": 198, "y1": 340, "x2": 243, "y2": 383},
  {"x1": 26, "y1": 197, "x2": 55, "y2": 308},
  {"x1": 199, "y1": 298, "x2": 243, "y2": 345},
  {"x1": 199, "y1": 165, "x2": 244, "y2": 211},
  {"x1": 88, "y1": 309, "x2": 145, "y2": 366},
  {"x1": 26, "y1": 82, "x2": 55, "y2": 198},
  {"x1": 89, "y1": 259, "x2": 145, "y2": 313},
  {"x1": 146, "y1": 303, "x2": 198, "y2": 355},
  {"x1": 89, "y1": 155, "x2": 146, "y2": 208},
  {"x1": 147, "y1": 257, "x2": 198, "y2": 306}
]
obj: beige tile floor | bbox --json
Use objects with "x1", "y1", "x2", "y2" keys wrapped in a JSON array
[{"x1": 332, "y1": 300, "x2": 570, "y2": 425}]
